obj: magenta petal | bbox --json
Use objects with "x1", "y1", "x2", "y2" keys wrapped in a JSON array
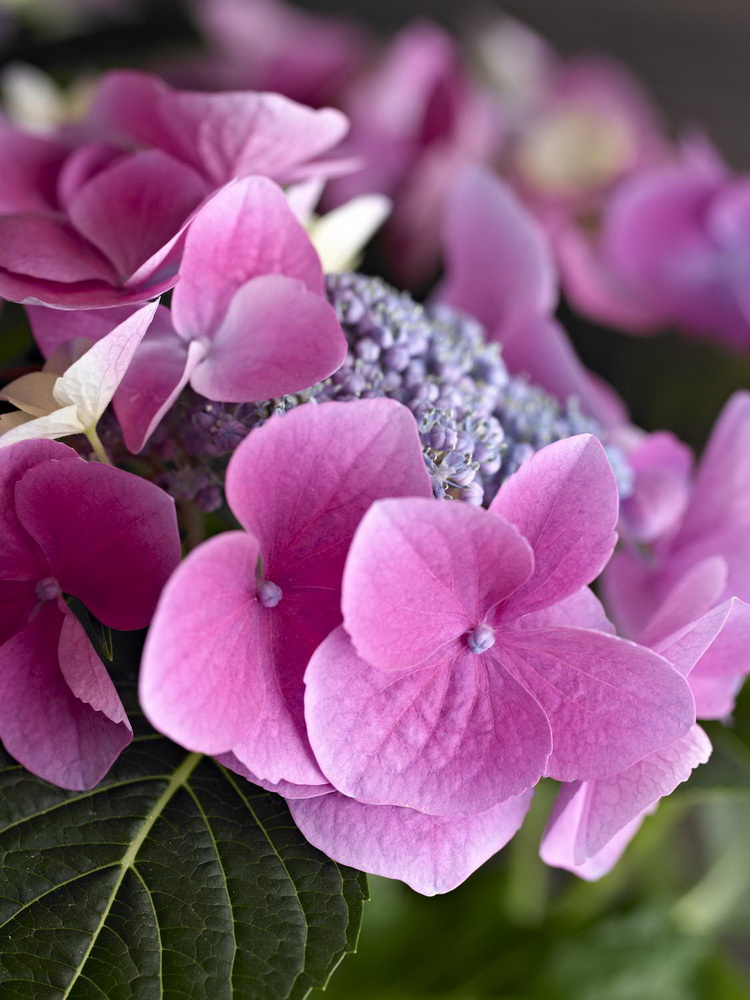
[
  {"x1": 189, "y1": 274, "x2": 346, "y2": 402},
  {"x1": 140, "y1": 532, "x2": 266, "y2": 754},
  {"x1": 27, "y1": 302, "x2": 142, "y2": 358},
  {"x1": 67, "y1": 150, "x2": 208, "y2": 280},
  {"x1": 0, "y1": 213, "x2": 117, "y2": 284},
  {"x1": 290, "y1": 788, "x2": 533, "y2": 896},
  {"x1": 92, "y1": 70, "x2": 349, "y2": 185},
  {"x1": 15, "y1": 460, "x2": 180, "y2": 630},
  {"x1": 172, "y1": 175, "x2": 325, "y2": 343},
  {"x1": 226, "y1": 398, "x2": 433, "y2": 590},
  {"x1": 0, "y1": 438, "x2": 78, "y2": 576},
  {"x1": 491, "y1": 436, "x2": 618, "y2": 619},
  {"x1": 500, "y1": 627, "x2": 695, "y2": 781},
  {"x1": 637, "y1": 557, "x2": 728, "y2": 650},
  {"x1": 439, "y1": 165, "x2": 557, "y2": 332},
  {"x1": 0, "y1": 581, "x2": 36, "y2": 646},
  {"x1": 58, "y1": 607, "x2": 130, "y2": 729},
  {"x1": 343, "y1": 497, "x2": 534, "y2": 671},
  {"x1": 115, "y1": 330, "x2": 205, "y2": 452},
  {"x1": 304, "y1": 626, "x2": 550, "y2": 815},
  {"x1": 542, "y1": 724, "x2": 711, "y2": 871},
  {"x1": 0, "y1": 125, "x2": 68, "y2": 213},
  {"x1": 0, "y1": 604, "x2": 131, "y2": 789}
]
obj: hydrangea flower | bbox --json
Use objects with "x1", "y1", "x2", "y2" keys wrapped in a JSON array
[
  {"x1": 604, "y1": 392, "x2": 750, "y2": 636},
  {"x1": 140, "y1": 399, "x2": 433, "y2": 794},
  {"x1": 29, "y1": 175, "x2": 347, "y2": 453},
  {"x1": 0, "y1": 439, "x2": 180, "y2": 788},
  {"x1": 303, "y1": 435, "x2": 694, "y2": 822},
  {"x1": 542, "y1": 558, "x2": 750, "y2": 879}
]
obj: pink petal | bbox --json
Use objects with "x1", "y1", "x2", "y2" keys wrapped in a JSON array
[
  {"x1": 499, "y1": 315, "x2": 627, "y2": 428},
  {"x1": 0, "y1": 581, "x2": 36, "y2": 646},
  {"x1": 0, "y1": 604, "x2": 131, "y2": 789},
  {"x1": 689, "y1": 598, "x2": 750, "y2": 718},
  {"x1": 438, "y1": 165, "x2": 556, "y2": 334},
  {"x1": 490, "y1": 435, "x2": 618, "y2": 619},
  {"x1": 15, "y1": 459, "x2": 180, "y2": 630},
  {"x1": 618, "y1": 430, "x2": 694, "y2": 544},
  {"x1": 56, "y1": 142, "x2": 125, "y2": 209},
  {"x1": 226, "y1": 397, "x2": 433, "y2": 591},
  {"x1": 517, "y1": 586, "x2": 615, "y2": 634},
  {"x1": 0, "y1": 125, "x2": 68, "y2": 213},
  {"x1": 172, "y1": 175, "x2": 325, "y2": 344},
  {"x1": 115, "y1": 332, "x2": 205, "y2": 453},
  {"x1": 601, "y1": 549, "x2": 664, "y2": 638},
  {"x1": 58, "y1": 606, "x2": 130, "y2": 728},
  {"x1": 0, "y1": 438, "x2": 78, "y2": 576},
  {"x1": 92, "y1": 70, "x2": 350, "y2": 185},
  {"x1": 67, "y1": 150, "x2": 208, "y2": 281},
  {"x1": 189, "y1": 274, "x2": 345, "y2": 402},
  {"x1": 343, "y1": 497, "x2": 533, "y2": 672},
  {"x1": 499, "y1": 627, "x2": 695, "y2": 781},
  {"x1": 140, "y1": 531, "x2": 266, "y2": 754},
  {"x1": 290, "y1": 788, "x2": 534, "y2": 896},
  {"x1": 304, "y1": 626, "x2": 550, "y2": 815},
  {"x1": 637, "y1": 557, "x2": 728, "y2": 650},
  {"x1": 542, "y1": 724, "x2": 711, "y2": 870},
  {"x1": 27, "y1": 302, "x2": 141, "y2": 357},
  {"x1": 0, "y1": 213, "x2": 117, "y2": 284},
  {"x1": 217, "y1": 752, "x2": 332, "y2": 800}
]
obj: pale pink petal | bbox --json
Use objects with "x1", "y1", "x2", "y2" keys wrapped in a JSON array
[
  {"x1": 304, "y1": 626, "x2": 550, "y2": 815},
  {"x1": 140, "y1": 531, "x2": 266, "y2": 753},
  {"x1": 58, "y1": 607, "x2": 130, "y2": 729},
  {"x1": 67, "y1": 150, "x2": 208, "y2": 280},
  {"x1": 490, "y1": 435, "x2": 618, "y2": 619},
  {"x1": 0, "y1": 604, "x2": 131, "y2": 789},
  {"x1": 189, "y1": 274, "x2": 345, "y2": 402},
  {"x1": 290, "y1": 788, "x2": 534, "y2": 896},
  {"x1": 541, "y1": 724, "x2": 710, "y2": 869},
  {"x1": 217, "y1": 752, "x2": 332, "y2": 800},
  {"x1": 689, "y1": 598, "x2": 750, "y2": 718},
  {"x1": 172, "y1": 175, "x2": 325, "y2": 343},
  {"x1": 637, "y1": 557, "x2": 728, "y2": 649},
  {"x1": 343, "y1": 497, "x2": 533, "y2": 671},
  {"x1": 438, "y1": 165, "x2": 556, "y2": 333},
  {"x1": 226, "y1": 398, "x2": 433, "y2": 591},
  {"x1": 91, "y1": 70, "x2": 349, "y2": 185},
  {"x1": 499, "y1": 627, "x2": 695, "y2": 781},
  {"x1": 15, "y1": 459, "x2": 180, "y2": 630}
]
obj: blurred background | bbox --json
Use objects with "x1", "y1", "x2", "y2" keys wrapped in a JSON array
[{"x1": 2, "y1": 1, "x2": 750, "y2": 996}]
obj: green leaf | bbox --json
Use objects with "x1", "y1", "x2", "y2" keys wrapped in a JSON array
[{"x1": 0, "y1": 718, "x2": 367, "y2": 999}]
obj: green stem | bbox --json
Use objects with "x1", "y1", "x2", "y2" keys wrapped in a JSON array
[{"x1": 85, "y1": 425, "x2": 113, "y2": 465}]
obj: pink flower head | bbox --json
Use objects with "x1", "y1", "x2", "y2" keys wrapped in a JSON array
[
  {"x1": 28, "y1": 175, "x2": 347, "y2": 452},
  {"x1": 0, "y1": 130, "x2": 209, "y2": 308},
  {"x1": 303, "y1": 435, "x2": 694, "y2": 819},
  {"x1": 0, "y1": 439, "x2": 180, "y2": 789},
  {"x1": 326, "y1": 20, "x2": 502, "y2": 287},
  {"x1": 140, "y1": 399, "x2": 433, "y2": 793},
  {"x1": 542, "y1": 558, "x2": 750, "y2": 879},
  {"x1": 191, "y1": 0, "x2": 370, "y2": 108},
  {"x1": 584, "y1": 142, "x2": 750, "y2": 349},
  {"x1": 604, "y1": 392, "x2": 750, "y2": 637},
  {"x1": 437, "y1": 165, "x2": 627, "y2": 428},
  {"x1": 89, "y1": 69, "x2": 351, "y2": 187}
]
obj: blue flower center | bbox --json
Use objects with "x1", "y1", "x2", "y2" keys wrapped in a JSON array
[
  {"x1": 467, "y1": 625, "x2": 496, "y2": 655},
  {"x1": 35, "y1": 577, "x2": 60, "y2": 603},
  {"x1": 258, "y1": 580, "x2": 283, "y2": 608}
]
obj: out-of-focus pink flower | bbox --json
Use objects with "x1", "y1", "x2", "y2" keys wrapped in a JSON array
[
  {"x1": 437, "y1": 165, "x2": 627, "y2": 427},
  {"x1": 190, "y1": 0, "x2": 371, "y2": 108},
  {"x1": 542, "y1": 558, "x2": 750, "y2": 879},
  {"x1": 604, "y1": 392, "x2": 750, "y2": 636},
  {"x1": 140, "y1": 398, "x2": 433, "y2": 794},
  {"x1": 0, "y1": 439, "x2": 180, "y2": 789},
  {"x1": 0, "y1": 71, "x2": 351, "y2": 309},
  {"x1": 326, "y1": 21, "x2": 502, "y2": 288},
  {"x1": 89, "y1": 69, "x2": 351, "y2": 187},
  {"x1": 28, "y1": 176, "x2": 347, "y2": 451},
  {"x1": 578, "y1": 142, "x2": 750, "y2": 348}
]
